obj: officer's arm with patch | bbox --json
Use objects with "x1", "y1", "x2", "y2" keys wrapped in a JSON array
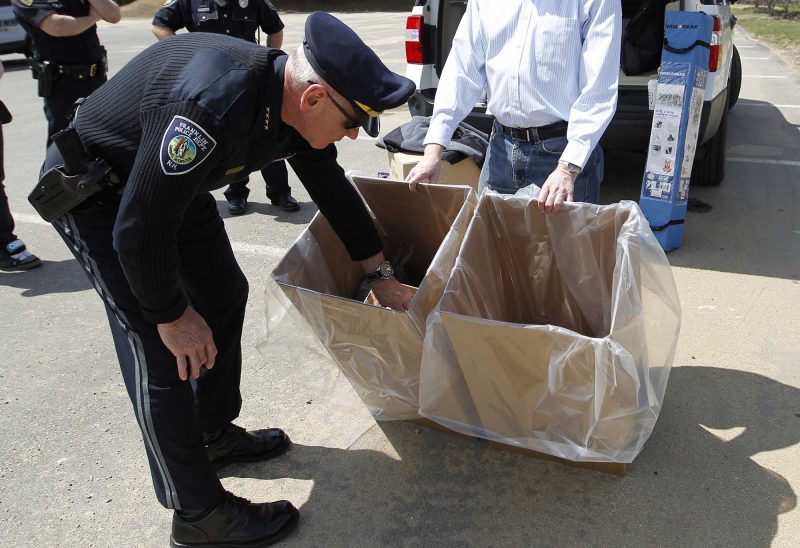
[
  {"x1": 258, "y1": 0, "x2": 284, "y2": 48},
  {"x1": 152, "y1": 0, "x2": 185, "y2": 41},
  {"x1": 113, "y1": 104, "x2": 221, "y2": 325}
]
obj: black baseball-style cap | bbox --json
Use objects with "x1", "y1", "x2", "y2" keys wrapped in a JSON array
[{"x1": 303, "y1": 11, "x2": 415, "y2": 137}]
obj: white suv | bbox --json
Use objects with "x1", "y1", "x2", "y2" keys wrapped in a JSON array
[{"x1": 404, "y1": 0, "x2": 742, "y2": 187}]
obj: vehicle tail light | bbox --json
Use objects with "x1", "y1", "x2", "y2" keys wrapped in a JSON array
[
  {"x1": 709, "y1": 16, "x2": 721, "y2": 72},
  {"x1": 405, "y1": 15, "x2": 426, "y2": 64}
]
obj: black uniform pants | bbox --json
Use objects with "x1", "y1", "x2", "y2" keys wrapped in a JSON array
[
  {"x1": 44, "y1": 73, "x2": 106, "y2": 147},
  {"x1": 0, "y1": 122, "x2": 16, "y2": 247},
  {"x1": 52, "y1": 191, "x2": 247, "y2": 511},
  {"x1": 224, "y1": 159, "x2": 290, "y2": 202}
]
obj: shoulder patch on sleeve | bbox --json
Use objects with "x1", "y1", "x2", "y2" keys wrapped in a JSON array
[
  {"x1": 160, "y1": 116, "x2": 217, "y2": 176},
  {"x1": 16, "y1": 0, "x2": 36, "y2": 7},
  {"x1": 161, "y1": 0, "x2": 177, "y2": 7}
]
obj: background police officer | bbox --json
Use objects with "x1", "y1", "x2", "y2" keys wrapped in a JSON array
[
  {"x1": 152, "y1": 0, "x2": 301, "y2": 215},
  {"x1": 37, "y1": 12, "x2": 414, "y2": 546},
  {"x1": 12, "y1": 0, "x2": 120, "y2": 147},
  {"x1": 1, "y1": 59, "x2": 41, "y2": 271}
]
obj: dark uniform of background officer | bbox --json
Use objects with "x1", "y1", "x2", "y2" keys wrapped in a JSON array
[
  {"x1": 12, "y1": 0, "x2": 120, "y2": 147},
  {"x1": 152, "y1": 0, "x2": 301, "y2": 215},
  {"x1": 36, "y1": 12, "x2": 415, "y2": 546},
  {"x1": 1, "y1": 59, "x2": 41, "y2": 271}
]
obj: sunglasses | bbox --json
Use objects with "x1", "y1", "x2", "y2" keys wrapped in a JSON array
[{"x1": 307, "y1": 80, "x2": 360, "y2": 130}]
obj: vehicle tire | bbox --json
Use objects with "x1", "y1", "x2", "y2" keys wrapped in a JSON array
[
  {"x1": 691, "y1": 106, "x2": 728, "y2": 187},
  {"x1": 728, "y1": 45, "x2": 741, "y2": 109}
]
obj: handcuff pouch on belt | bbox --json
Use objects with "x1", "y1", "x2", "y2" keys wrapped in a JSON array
[{"x1": 28, "y1": 126, "x2": 121, "y2": 222}]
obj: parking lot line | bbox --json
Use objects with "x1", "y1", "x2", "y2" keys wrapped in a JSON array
[
  {"x1": 737, "y1": 103, "x2": 800, "y2": 108},
  {"x1": 12, "y1": 213, "x2": 285, "y2": 257},
  {"x1": 727, "y1": 157, "x2": 800, "y2": 167}
]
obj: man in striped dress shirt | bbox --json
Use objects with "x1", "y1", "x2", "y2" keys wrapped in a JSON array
[{"x1": 407, "y1": 0, "x2": 621, "y2": 213}]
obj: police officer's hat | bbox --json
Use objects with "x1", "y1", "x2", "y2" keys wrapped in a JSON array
[{"x1": 303, "y1": 11, "x2": 415, "y2": 137}]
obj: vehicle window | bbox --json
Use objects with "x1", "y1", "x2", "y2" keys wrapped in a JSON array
[{"x1": 437, "y1": 0, "x2": 467, "y2": 78}]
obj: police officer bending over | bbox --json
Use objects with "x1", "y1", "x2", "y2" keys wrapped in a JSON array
[
  {"x1": 152, "y1": 0, "x2": 301, "y2": 215},
  {"x1": 32, "y1": 12, "x2": 414, "y2": 546},
  {"x1": 12, "y1": 0, "x2": 120, "y2": 146}
]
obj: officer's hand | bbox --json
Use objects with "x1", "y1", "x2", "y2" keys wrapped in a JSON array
[
  {"x1": 406, "y1": 144, "x2": 445, "y2": 193},
  {"x1": 370, "y1": 278, "x2": 413, "y2": 311},
  {"x1": 538, "y1": 166, "x2": 576, "y2": 213},
  {"x1": 157, "y1": 306, "x2": 218, "y2": 381}
]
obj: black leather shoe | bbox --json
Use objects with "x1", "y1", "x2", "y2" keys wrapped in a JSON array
[
  {"x1": 270, "y1": 194, "x2": 300, "y2": 212},
  {"x1": 0, "y1": 239, "x2": 42, "y2": 272},
  {"x1": 227, "y1": 197, "x2": 248, "y2": 216},
  {"x1": 170, "y1": 491, "x2": 299, "y2": 547},
  {"x1": 205, "y1": 424, "x2": 291, "y2": 469}
]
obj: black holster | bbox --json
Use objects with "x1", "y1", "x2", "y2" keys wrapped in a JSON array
[
  {"x1": 28, "y1": 59, "x2": 55, "y2": 98},
  {"x1": 28, "y1": 127, "x2": 120, "y2": 222}
]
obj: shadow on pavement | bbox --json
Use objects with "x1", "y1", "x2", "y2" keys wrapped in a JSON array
[
  {"x1": 603, "y1": 102, "x2": 800, "y2": 281},
  {"x1": 223, "y1": 366, "x2": 798, "y2": 546},
  {"x1": 215, "y1": 200, "x2": 317, "y2": 225},
  {"x1": 0, "y1": 258, "x2": 92, "y2": 295}
]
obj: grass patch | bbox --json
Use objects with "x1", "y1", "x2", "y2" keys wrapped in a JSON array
[
  {"x1": 733, "y1": 4, "x2": 800, "y2": 70},
  {"x1": 121, "y1": 0, "x2": 413, "y2": 18}
]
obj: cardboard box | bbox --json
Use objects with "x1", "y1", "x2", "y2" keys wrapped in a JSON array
[
  {"x1": 388, "y1": 151, "x2": 481, "y2": 191},
  {"x1": 270, "y1": 177, "x2": 477, "y2": 420},
  {"x1": 419, "y1": 192, "x2": 681, "y2": 464}
]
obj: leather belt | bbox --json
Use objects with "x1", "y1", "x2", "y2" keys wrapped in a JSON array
[
  {"x1": 500, "y1": 121, "x2": 568, "y2": 143},
  {"x1": 55, "y1": 62, "x2": 106, "y2": 80}
]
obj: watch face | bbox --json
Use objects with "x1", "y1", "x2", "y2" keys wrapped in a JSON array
[{"x1": 379, "y1": 261, "x2": 393, "y2": 278}]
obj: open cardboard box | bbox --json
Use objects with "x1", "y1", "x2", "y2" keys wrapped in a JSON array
[
  {"x1": 269, "y1": 177, "x2": 477, "y2": 420},
  {"x1": 419, "y1": 191, "x2": 681, "y2": 466},
  {"x1": 387, "y1": 151, "x2": 480, "y2": 191}
]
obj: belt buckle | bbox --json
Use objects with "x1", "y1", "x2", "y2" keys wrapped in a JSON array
[
  {"x1": 525, "y1": 128, "x2": 536, "y2": 142},
  {"x1": 89, "y1": 64, "x2": 97, "y2": 77}
]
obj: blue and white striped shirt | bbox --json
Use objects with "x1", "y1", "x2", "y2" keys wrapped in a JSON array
[{"x1": 425, "y1": 0, "x2": 622, "y2": 169}]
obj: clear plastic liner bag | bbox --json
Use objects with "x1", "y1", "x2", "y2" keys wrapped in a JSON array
[
  {"x1": 260, "y1": 280, "x2": 371, "y2": 417},
  {"x1": 419, "y1": 191, "x2": 681, "y2": 462},
  {"x1": 264, "y1": 176, "x2": 478, "y2": 420}
]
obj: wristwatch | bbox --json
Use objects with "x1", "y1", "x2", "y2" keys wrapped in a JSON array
[
  {"x1": 558, "y1": 160, "x2": 582, "y2": 175},
  {"x1": 366, "y1": 260, "x2": 394, "y2": 281}
]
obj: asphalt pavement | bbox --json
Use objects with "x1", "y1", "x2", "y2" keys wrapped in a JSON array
[{"x1": 1, "y1": 13, "x2": 799, "y2": 547}]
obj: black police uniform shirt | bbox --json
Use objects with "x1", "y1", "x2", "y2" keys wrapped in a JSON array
[
  {"x1": 153, "y1": 0, "x2": 283, "y2": 43},
  {"x1": 71, "y1": 33, "x2": 381, "y2": 324},
  {"x1": 12, "y1": 0, "x2": 104, "y2": 63}
]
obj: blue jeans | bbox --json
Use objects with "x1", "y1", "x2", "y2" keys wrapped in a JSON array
[{"x1": 477, "y1": 120, "x2": 604, "y2": 204}]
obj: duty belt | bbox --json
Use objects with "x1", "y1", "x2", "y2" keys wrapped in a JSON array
[
  {"x1": 500, "y1": 121, "x2": 568, "y2": 143},
  {"x1": 55, "y1": 61, "x2": 106, "y2": 80}
]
